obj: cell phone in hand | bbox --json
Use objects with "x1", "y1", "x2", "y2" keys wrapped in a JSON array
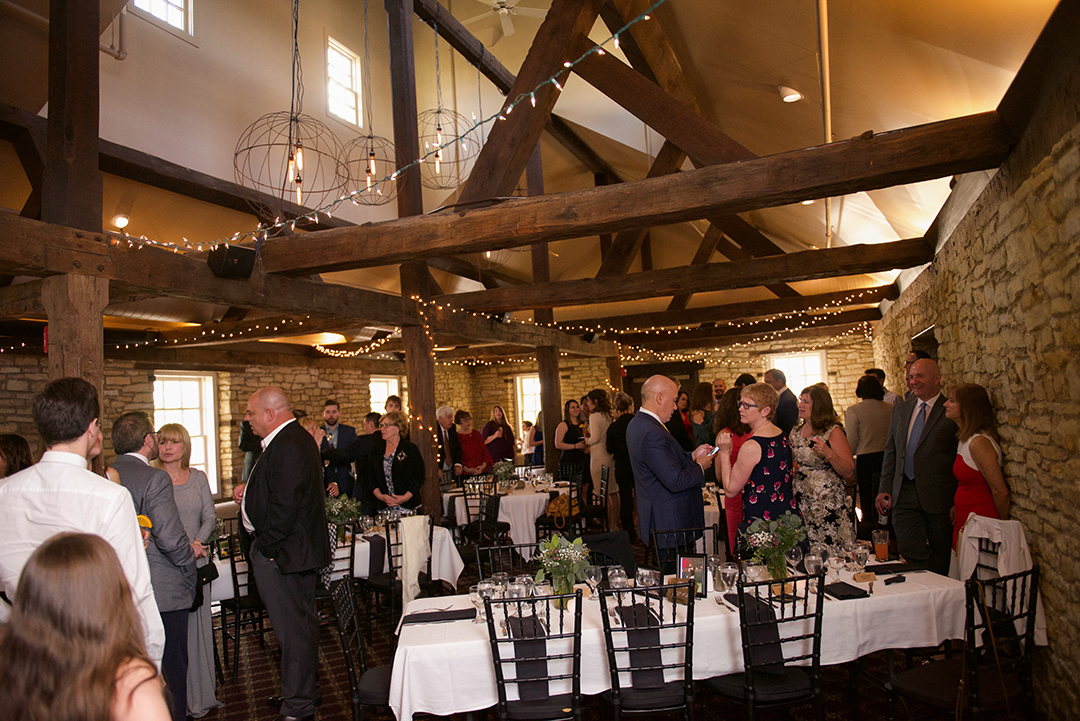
[{"x1": 706, "y1": 446, "x2": 720, "y2": 457}]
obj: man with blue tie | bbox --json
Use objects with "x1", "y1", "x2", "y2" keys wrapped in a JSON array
[
  {"x1": 628, "y1": 375, "x2": 716, "y2": 571},
  {"x1": 876, "y1": 359, "x2": 958, "y2": 575},
  {"x1": 320, "y1": 399, "x2": 358, "y2": 498}
]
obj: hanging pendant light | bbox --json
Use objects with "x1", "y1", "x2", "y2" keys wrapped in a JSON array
[
  {"x1": 417, "y1": 23, "x2": 480, "y2": 190},
  {"x1": 234, "y1": 0, "x2": 347, "y2": 225}
]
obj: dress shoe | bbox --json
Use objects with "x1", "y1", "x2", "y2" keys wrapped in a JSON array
[{"x1": 268, "y1": 696, "x2": 321, "y2": 710}]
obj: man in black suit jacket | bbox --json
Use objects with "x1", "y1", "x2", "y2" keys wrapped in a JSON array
[
  {"x1": 764, "y1": 368, "x2": 799, "y2": 436},
  {"x1": 628, "y1": 376, "x2": 715, "y2": 572},
  {"x1": 234, "y1": 387, "x2": 330, "y2": 721},
  {"x1": 876, "y1": 359, "x2": 958, "y2": 575},
  {"x1": 435, "y1": 405, "x2": 463, "y2": 481},
  {"x1": 320, "y1": 399, "x2": 358, "y2": 497},
  {"x1": 111, "y1": 411, "x2": 195, "y2": 721}
]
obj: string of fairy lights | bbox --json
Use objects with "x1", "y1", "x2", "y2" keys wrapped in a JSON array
[{"x1": 99, "y1": 0, "x2": 670, "y2": 256}]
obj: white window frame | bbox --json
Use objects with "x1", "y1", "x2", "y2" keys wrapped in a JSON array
[
  {"x1": 129, "y1": 0, "x2": 198, "y2": 45},
  {"x1": 515, "y1": 373, "x2": 542, "y2": 431},
  {"x1": 764, "y1": 351, "x2": 827, "y2": 395},
  {"x1": 152, "y1": 372, "x2": 220, "y2": 495},
  {"x1": 369, "y1": 376, "x2": 400, "y2": 414},
  {"x1": 326, "y1": 36, "x2": 362, "y2": 129}
]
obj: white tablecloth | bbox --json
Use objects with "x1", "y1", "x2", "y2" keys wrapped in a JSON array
[
  {"x1": 389, "y1": 566, "x2": 965, "y2": 720},
  {"x1": 211, "y1": 525, "x2": 464, "y2": 601},
  {"x1": 443, "y1": 487, "x2": 553, "y2": 557}
]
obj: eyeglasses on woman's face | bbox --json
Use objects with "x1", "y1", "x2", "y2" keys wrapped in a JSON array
[{"x1": 737, "y1": 400, "x2": 759, "y2": 410}]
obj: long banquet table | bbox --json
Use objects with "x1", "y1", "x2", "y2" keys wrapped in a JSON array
[
  {"x1": 210, "y1": 525, "x2": 464, "y2": 602},
  {"x1": 389, "y1": 564, "x2": 965, "y2": 720}
]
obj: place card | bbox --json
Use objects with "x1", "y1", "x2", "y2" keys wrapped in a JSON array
[{"x1": 852, "y1": 572, "x2": 877, "y2": 583}]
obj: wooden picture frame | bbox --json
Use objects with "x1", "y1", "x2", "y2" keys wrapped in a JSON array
[{"x1": 677, "y1": 553, "x2": 706, "y2": 598}]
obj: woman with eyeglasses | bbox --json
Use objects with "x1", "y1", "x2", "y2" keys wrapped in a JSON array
[
  {"x1": 362, "y1": 411, "x2": 424, "y2": 511},
  {"x1": 712, "y1": 387, "x2": 754, "y2": 552},
  {"x1": 791, "y1": 385, "x2": 856, "y2": 549},
  {"x1": 716, "y1": 382, "x2": 799, "y2": 549}
]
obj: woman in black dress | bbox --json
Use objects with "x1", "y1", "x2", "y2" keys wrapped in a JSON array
[
  {"x1": 554, "y1": 399, "x2": 588, "y2": 484},
  {"x1": 363, "y1": 411, "x2": 424, "y2": 511}
]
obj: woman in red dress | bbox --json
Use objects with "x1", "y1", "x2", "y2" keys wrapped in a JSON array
[
  {"x1": 454, "y1": 409, "x2": 494, "y2": 477},
  {"x1": 712, "y1": 387, "x2": 753, "y2": 553},
  {"x1": 944, "y1": 383, "x2": 1010, "y2": 549}
]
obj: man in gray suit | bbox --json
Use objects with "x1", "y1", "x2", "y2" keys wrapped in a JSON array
[
  {"x1": 111, "y1": 412, "x2": 196, "y2": 721},
  {"x1": 876, "y1": 359, "x2": 958, "y2": 575}
]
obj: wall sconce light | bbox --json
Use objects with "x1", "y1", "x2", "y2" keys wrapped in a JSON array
[{"x1": 112, "y1": 213, "x2": 130, "y2": 229}]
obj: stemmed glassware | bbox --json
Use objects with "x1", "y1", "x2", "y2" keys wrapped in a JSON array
[
  {"x1": 852, "y1": 545, "x2": 870, "y2": 572},
  {"x1": 585, "y1": 565, "x2": 603, "y2": 602},
  {"x1": 490, "y1": 572, "x2": 509, "y2": 597},
  {"x1": 472, "y1": 580, "x2": 495, "y2": 623},
  {"x1": 803, "y1": 552, "x2": 824, "y2": 594},
  {"x1": 359, "y1": 515, "x2": 375, "y2": 534},
  {"x1": 827, "y1": 546, "x2": 847, "y2": 583},
  {"x1": 636, "y1": 568, "x2": 660, "y2": 587},
  {"x1": 719, "y1": 562, "x2": 739, "y2": 594},
  {"x1": 785, "y1": 545, "x2": 804, "y2": 573},
  {"x1": 505, "y1": 581, "x2": 529, "y2": 616}
]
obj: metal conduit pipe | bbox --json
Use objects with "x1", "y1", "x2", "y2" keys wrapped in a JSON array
[
  {"x1": 0, "y1": 1, "x2": 128, "y2": 60},
  {"x1": 816, "y1": 0, "x2": 833, "y2": 247}
]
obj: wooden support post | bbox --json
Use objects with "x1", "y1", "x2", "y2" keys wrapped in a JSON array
[
  {"x1": 606, "y1": 355, "x2": 623, "y2": 393},
  {"x1": 388, "y1": 0, "x2": 439, "y2": 519},
  {"x1": 536, "y1": 346, "x2": 562, "y2": 474}
]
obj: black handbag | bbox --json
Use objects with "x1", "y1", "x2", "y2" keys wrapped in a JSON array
[{"x1": 189, "y1": 561, "x2": 220, "y2": 611}]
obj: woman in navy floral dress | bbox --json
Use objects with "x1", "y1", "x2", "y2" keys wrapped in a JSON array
[{"x1": 717, "y1": 382, "x2": 799, "y2": 539}]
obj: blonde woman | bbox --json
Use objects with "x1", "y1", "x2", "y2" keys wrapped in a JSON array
[{"x1": 155, "y1": 424, "x2": 220, "y2": 718}]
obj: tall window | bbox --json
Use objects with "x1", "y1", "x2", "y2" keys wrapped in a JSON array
[
  {"x1": 515, "y1": 374, "x2": 542, "y2": 429},
  {"x1": 131, "y1": 0, "x2": 193, "y2": 36},
  {"x1": 153, "y1": 373, "x2": 219, "y2": 494},
  {"x1": 369, "y1": 376, "x2": 400, "y2": 414},
  {"x1": 327, "y1": 37, "x2": 362, "y2": 128},
  {"x1": 765, "y1": 351, "x2": 827, "y2": 395}
]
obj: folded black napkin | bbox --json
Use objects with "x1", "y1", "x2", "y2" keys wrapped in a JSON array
[
  {"x1": 724, "y1": 593, "x2": 786, "y2": 675},
  {"x1": 615, "y1": 602, "x2": 665, "y2": 688},
  {"x1": 399, "y1": 608, "x2": 476, "y2": 626},
  {"x1": 823, "y1": 581, "x2": 869, "y2": 600},
  {"x1": 867, "y1": 562, "x2": 917, "y2": 574},
  {"x1": 365, "y1": 534, "x2": 386, "y2": 576},
  {"x1": 508, "y1": 614, "x2": 550, "y2": 700}
]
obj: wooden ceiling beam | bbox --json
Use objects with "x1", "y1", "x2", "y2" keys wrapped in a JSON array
[
  {"x1": 0, "y1": 213, "x2": 614, "y2": 354},
  {"x1": 427, "y1": 257, "x2": 526, "y2": 289},
  {"x1": 435, "y1": 343, "x2": 535, "y2": 360},
  {"x1": 632, "y1": 320, "x2": 874, "y2": 354},
  {"x1": 567, "y1": 284, "x2": 898, "y2": 332},
  {"x1": 618, "y1": 307, "x2": 880, "y2": 348},
  {"x1": 457, "y1": 0, "x2": 607, "y2": 203},
  {"x1": 155, "y1": 315, "x2": 371, "y2": 348},
  {"x1": 259, "y1": 112, "x2": 1010, "y2": 274},
  {"x1": 439, "y1": 239, "x2": 930, "y2": 313},
  {"x1": 666, "y1": 224, "x2": 723, "y2": 311}
]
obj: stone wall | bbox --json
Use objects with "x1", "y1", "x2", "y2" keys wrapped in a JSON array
[{"x1": 873, "y1": 84, "x2": 1080, "y2": 713}]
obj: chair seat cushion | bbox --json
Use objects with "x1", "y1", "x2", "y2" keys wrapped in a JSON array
[
  {"x1": 891, "y1": 657, "x2": 1025, "y2": 711},
  {"x1": 356, "y1": 664, "x2": 392, "y2": 706},
  {"x1": 602, "y1": 681, "x2": 689, "y2": 710},
  {"x1": 505, "y1": 693, "x2": 578, "y2": 720},
  {"x1": 365, "y1": 571, "x2": 430, "y2": 592},
  {"x1": 706, "y1": 667, "x2": 814, "y2": 704}
]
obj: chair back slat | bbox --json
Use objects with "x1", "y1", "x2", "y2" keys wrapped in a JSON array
[
  {"x1": 648, "y1": 524, "x2": 721, "y2": 570},
  {"x1": 598, "y1": 581, "x2": 696, "y2": 705},
  {"x1": 476, "y1": 542, "x2": 540, "y2": 579}
]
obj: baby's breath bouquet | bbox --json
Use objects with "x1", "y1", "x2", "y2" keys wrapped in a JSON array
[
  {"x1": 533, "y1": 534, "x2": 590, "y2": 607},
  {"x1": 493, "y1": 460, "x2": 516, "y2": 486},
  {"x1": 740, "y1": 511, "x2": 807, "y2": 580},
  {"x1": 325, "y1": 494, "x2": 359, "y2": 526}
]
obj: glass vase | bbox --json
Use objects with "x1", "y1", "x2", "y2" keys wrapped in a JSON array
[
  {"x1": 766, "y1": 554, "x2": 789, "y2": 581},
  {"x1": 551, "y1": 575, "x2": 574, "y2": 609}
]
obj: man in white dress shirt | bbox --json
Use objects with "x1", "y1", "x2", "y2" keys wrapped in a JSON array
[{"x1": 0, "y1": 377, "x2": 165, "y2": 666}]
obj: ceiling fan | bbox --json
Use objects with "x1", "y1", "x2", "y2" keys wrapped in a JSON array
[{"x1": 461, "y1": 0, "x2": 548, "y2": 45}]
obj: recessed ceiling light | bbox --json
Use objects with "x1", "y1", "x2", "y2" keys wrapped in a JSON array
[
  {"x1": 801, "y1": 199, "x2": 814, "y2": 205},
  {"x1": 112, "y1": 213, "x2": 130, "y2": 229},
  {"x1": 778, "y1": 85, "x2": 804, "y2": 103}
]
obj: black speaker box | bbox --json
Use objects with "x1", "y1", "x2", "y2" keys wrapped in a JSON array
[{"x1": 207, "y1": 244, "x2": 256, "y2": 279}]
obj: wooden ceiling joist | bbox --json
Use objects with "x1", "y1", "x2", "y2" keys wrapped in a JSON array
[
  {"x1": 630, "y1": 320, "x2": 875, "y2": 354},
  {"x1": 0, "y1": 213, "x2": 616, "y2": 356},
  {"x1": 259, "y1": 112, "x2": 1010, "y2": 275},
  {"x1": 618, "y1": 307, "x2": 880, "y2": 350},
  {"x1": 439, "y1": 239, "x2": 930, "y2": 313},
  {"x1": 567, "y1": 284, "x2": 899, "y2": 332}
]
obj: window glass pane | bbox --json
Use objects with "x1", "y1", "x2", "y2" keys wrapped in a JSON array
[
  {"x1": 152, "y1": 373, "x2": 219, "y2": 495},
  {"x1": 766, "y1": 352, "x2": 826, "y2": 395},
  {"x1": 326, "y1": 37, "x2": 362, "y2": 128}
]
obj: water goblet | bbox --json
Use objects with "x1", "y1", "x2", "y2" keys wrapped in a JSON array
[
  {"x1": 803, "y1": 553, "x2": 824, "y2": 593},
  {"x1": 491, "y1": 572, "x2": 510, "y2": 597},
  {"x1": 636, "y1": 568, "x2": 660, "y2": 587},
  {"x1": 514, "y1": 575, "x2": 536, "y2": 596},
  {"x1": 585, "y1": 565, "x2": 603, "y2": 602},
  {"x1": 785, "y1": 545, "x2": 804, "y2": 572},
  {"x1": 607, "y1": 566, "x2": 628, "y2": 587},
  {"x1": 470, "y1": 585, "x2": 483, "y2": 623},
  {"x1": 475, "y1": 581, "x2": 496, "y2": 623},
  {"x1": 808, "y1": 544, "x2": 829, "y2": 566},
  {"x1": 827, "y1": 547, "x2": 846, "y2": 583},
  {"x1": 719, "y1": 562, "x2": 739, "y2": 594},
  {"x1": 506, "y1": 581, "x2": 529, "y2": 616},
  {"x1": 852, "y1": 545, "x2": 870, "y2": 572},
  {"x1": 359, "y1": 515, "x2": 375, "y2": 534}
]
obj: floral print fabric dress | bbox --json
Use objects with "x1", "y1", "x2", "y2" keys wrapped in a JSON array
[
  {"x1": 791, "y1": 422, "x2": 855, "y2": 548},
  {"x1": 741, "y1": 433, "x2": 798, "y2": 524}
]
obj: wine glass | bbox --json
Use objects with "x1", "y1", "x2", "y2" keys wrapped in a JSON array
[
  {"x1": 719, "y1": 562, "x2": 739, "y2": 594},
  {"x1": 827, "y1": 546, "x2": 846, "y2": 583},
  {"x1": 808, "y1": 544, "x2": 829, "y2": 566},
  {"x1": 474, "y1": 581, "x2": 495, "y2": 623},
  {"x1": 506, "y1": 581, "x2": 529, "y2": 616},
  {"x1": 585, "y1": 565, "x2": 603, "y2": 602},
  {"x1": 785, "y1": 545, "x2": 804, "y2": 573},
  {"x1": 469, "y1": 585, "x2": 482, "y2": 623},
  {"x1": 607, "y1": 566, "x2": 628, "y2": 587},
  {"x1": 491, "y1": 572, "x2": 509, "y2": 597},
  {"x1": 636, "y1": 568, "x2": 660, "y2": 587},
  {"x1": 852, "y1": 545, "x2": 870, "y2": 572},
  {"x1": 803, "y1": 553, "x2": 824, "y2": 593}
]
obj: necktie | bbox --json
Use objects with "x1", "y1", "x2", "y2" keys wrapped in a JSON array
[{"x1": 904, "y1": 402, "x2": 927, "y2": 479}]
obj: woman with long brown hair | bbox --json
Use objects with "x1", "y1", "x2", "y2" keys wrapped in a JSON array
[
  {"x1": 0, "y1": 532, "x2": 170, "y2": 721},
  {"x1": 944, "y1": 383, "x2": 1009, "y2": 548},
  {"x1": 712, "y1": 387, "x2": 753, "y2": 552}
]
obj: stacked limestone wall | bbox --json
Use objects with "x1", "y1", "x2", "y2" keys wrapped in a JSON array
[{"x1": 873, "y1": 68, "x2": 1080, "y2": 713}]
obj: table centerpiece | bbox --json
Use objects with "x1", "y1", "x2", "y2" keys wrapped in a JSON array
[
  {"x1": 533, "y1": 533, "x2": 591, "y2": 607},
  {"x1": 740, "y1": 511, "x2": 807, "y2": 580}
]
